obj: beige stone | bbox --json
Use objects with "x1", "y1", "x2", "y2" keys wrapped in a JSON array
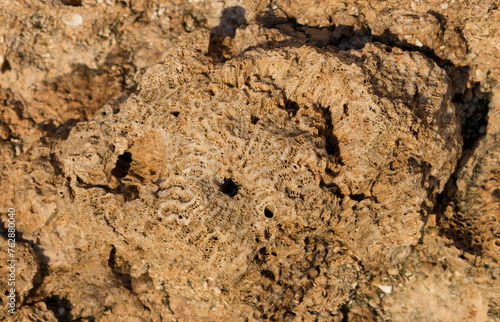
[{"x1": 0, "y1": 0, "x2": 498, "y2": 320}]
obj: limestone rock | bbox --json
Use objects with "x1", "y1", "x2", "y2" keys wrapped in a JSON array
[
  {"x1": 0, "y1": 23, "x2": 463, "y2": 319},
  {"x1": 0, "y1": 237, "x2": 39, "y2": 320},
  {"x1": 438, "y1": 85, "x2": 500, "y2": 303},
  {"x1": 274, "y1": 0, "x2": 499, "y2": 83}
]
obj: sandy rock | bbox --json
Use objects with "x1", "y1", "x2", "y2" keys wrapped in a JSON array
[
  {"x1": 0, "y1": 0, "x2": 498, "y2": 320},
  {"x1": 0, "y1": 237, "x2": 39, "y2": 320},
  {"x1": 0, "y1": 24, "x2": 462, "y2": 319},
  {"x1": 274, "y1": 0, "x2": 499, "y2": 83},
  {"x1": 438, "y1": 84, "x2": 500, "y2": 308}
]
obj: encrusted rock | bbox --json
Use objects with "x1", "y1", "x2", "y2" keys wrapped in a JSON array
[{"x1": 0, "y1": 24, "x2": 463, "y2": 319}]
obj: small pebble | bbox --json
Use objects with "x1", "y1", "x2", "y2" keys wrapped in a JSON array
[
  {"x1": 387, "y1": 267, "x2": 399, "y2": 275},
  {"x1": 377, "y1": 284, "x2": 393, "y2": 294},
  {"x1": 58, "y1": 308, "x2": 65, "y2": 315},
  {"x1": 62, "y1": 13, "x2": 83, "y2": 27}
]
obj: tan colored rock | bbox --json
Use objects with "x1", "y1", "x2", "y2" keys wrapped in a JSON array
[
  {"x1": 0, "y1": 0, "x2": 498, "y2": 320},
  {"x1": 274, "y1": 0, "x2": 499, "y2": 83},
  {"x1": 17, "y1": 302, "x2": 58, "y2": 321},
  {"x1": 0, "y1": 0, "x2": 229, "y2": 155},
  {"x1": 1, "y1": 23, "x2": 462, "y2": 319},
  {"x1": 0, "y1": 237, "x2": 39, "y2": 320},
  {"x1": 438, "y1": 84, "x2": 500, "y2": 309}
]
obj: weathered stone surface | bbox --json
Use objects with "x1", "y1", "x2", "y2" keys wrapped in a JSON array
[
  {"x1": 437, "y1": 85, "x2": 500, "y2": 312},
  {"x1": 275, "y1": 0, "x2": 499, "y2": 83},
  {"x1": 1, "y1": 23, "x2": 462, "y2": 319},
  {"x1": 0, "y1": 0, "x2": 498, "y2": 320},
  {"x1": 453, "y1": 85, "x2": 500, "y2": 264}
]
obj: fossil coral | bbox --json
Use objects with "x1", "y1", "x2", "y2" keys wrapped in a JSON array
[
  {"x1": 1, "y1": 24, "x2": 462, "y2": 320},
  {"x1": 51, "y1": 25, "x2": 463, "y2": 319}
]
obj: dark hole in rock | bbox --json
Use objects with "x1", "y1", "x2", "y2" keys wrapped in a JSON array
[
  {"x1": 221, "y1": 177, "x2": 239, "y2": 197},
  {"x1": 251, "y1": 115, "x2": 260, "y2": 124},
  {"x1": 280, "y1": 99, "x2": 300, "y2": 117},
  {"x1": 44, "y1": 296, "x2": 73, "y2": 321},
  {"x1": 350, "y1": 193, "x2": 366, "y2": 201},
  {"x1": 340, "y1": 303, "x2": 350, "y2": 322},
  {"x1": 408, "y1": 157, "x2": 424, "y2": 174},
  {"x1": 120, "y1": 184, "x2": 139, "y2": 201},
  {"x1": 171, "y1": 111, "x2": 180, "y2": 117},
  {"x1": 343, "y1": 103, "x2": 349, "y2": 116},
  {"x1": 325, "y1": 133, "x2": 341, "y2": 157},
  {"x1": 1, "y1": 59, "x2": 11, "y2": 73},
  {"x1": 261, "y1": 269, "x2": 275, "y2": 280},
  {"x1": 108, "y1": 246, "x2": 132, "y2": 290},
  {"x1": 62, "y1": 0, "x2": 82, "y2": 6},
  {"x1": 264, "y1": 206, "x2": 274, "y2": 218},
  {"x1": 111, "y1": 152, "x2": 132, "y2": 179}
]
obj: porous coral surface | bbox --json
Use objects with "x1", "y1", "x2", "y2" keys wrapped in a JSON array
[{"x1": 0, "y1": 0, "x2": 499, "y2": 321}]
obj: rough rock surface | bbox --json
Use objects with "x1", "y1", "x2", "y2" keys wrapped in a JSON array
[
  {"x1": 2, "y1": 22, "x2": 462, "y2": 320},
  {"x1": 0, "y1": 0, "x2": 499, "y2": 321}
]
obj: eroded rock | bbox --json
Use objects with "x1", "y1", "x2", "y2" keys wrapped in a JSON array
[{"x1": 0, "y1": 23, "x2": 465, "y2": 319}]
